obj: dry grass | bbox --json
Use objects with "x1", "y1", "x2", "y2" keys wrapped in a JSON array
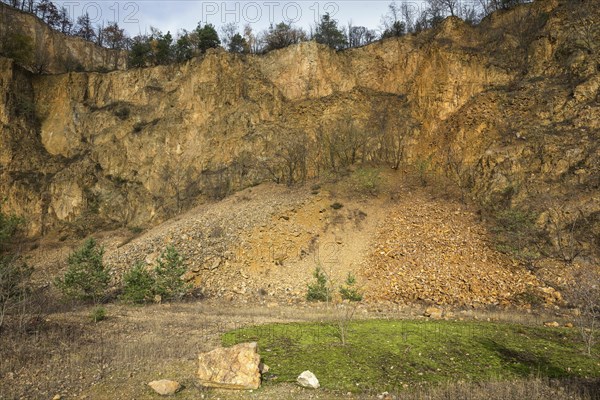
[
  {"x1": 0, "y1": 301, "x2": 335, "y2": 399},
  {"x1": 0, "y1": 299, "x2": 597, "y2": 399},
  {"x1": 393, "y1": 378, "x2": 600, "y2": 400}
]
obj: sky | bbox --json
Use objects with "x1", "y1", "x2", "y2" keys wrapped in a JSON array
[{"x1": 54, "y1": 0, "x2": 430, "y2": 38}]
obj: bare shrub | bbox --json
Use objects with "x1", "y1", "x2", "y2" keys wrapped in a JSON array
[
  {"x1": 0, "y1": 257, "x2": 32, "y2": 331},
  {"x1": 262, "y1": 130, "x2": 308, "y2": 186},
  {"x1": 446, "y1": 147, "x2": 475, "y2": 203},
  {"x1": 488, "y1": 208, "x2": 545, "y2": 264},
  {"x1": 547, "y1": 207, "x2": 584, "y2": 263},
  {"x1": 566, "y1": 1, "x2": 600, "y2": 56},
  {"x1": 565, "y1": 269, "x2": 600, "y2": 357},
  {"x1": 202, "y1": 167, "x2": 232, "y2": 200},
  {"x1": 160, "y1": 155, "x2": 201, "y2": 213}
]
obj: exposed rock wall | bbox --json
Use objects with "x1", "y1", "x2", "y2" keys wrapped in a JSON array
[
  {"x1": 0, "y1": 3, "x2": 126, "y2": 73},
  {"x1": 0, "y1": 0, "x2": 598, "y2": 258}
]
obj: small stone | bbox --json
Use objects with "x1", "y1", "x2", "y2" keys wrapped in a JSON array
[
  {"x1": 209, "y1": 258, "x2": 221, "y2": 271},
  {"x1": 544, "y1": 321, "x2": 560, "y2": 328},
  {"x1": 234, "y1": 287, "x2": 246, "y2": 294},
  {"x1": 424, "y1": 307, "x2": 443, "y2": 319},
  {"x1": 259, "y1": 363, "x2": 270, "y2": 374},
  {"x1": 52, "y1": 395, "x2": 61, "y2": 400},
  {"x1": 297, "y1": 370, "x2": 320, "y2": 389},
  {"x1": 182, "y1": 271, "x2": 196, "y2": 282},
  {"x1": 564, "y1": 322, "x2": 574, "y2": 328},
  {"x1": 148, "y1": 379, "x2": 181, "y2": 396},
  {"x1": 145, "y1": 251, "x2": 158, "y2": 265}
]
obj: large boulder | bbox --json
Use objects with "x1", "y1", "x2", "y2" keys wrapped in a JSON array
[{"x1": 197, "y1": 342, "x2": 261, "y2": 390}]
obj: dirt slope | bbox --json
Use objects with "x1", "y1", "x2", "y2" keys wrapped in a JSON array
[{"x1": 27, "y1": 172, "x2": 559, "y2": 308}]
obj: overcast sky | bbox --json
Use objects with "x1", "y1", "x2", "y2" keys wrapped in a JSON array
[{"x1": 55, "y1": 1, "x2": 430, "y2": 37}]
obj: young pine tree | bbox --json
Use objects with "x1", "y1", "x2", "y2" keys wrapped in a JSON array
[
  {"x1": 56, "y1": 238, "x2": 110, "y2": 303},
  {"x1": 153, "y1": 246, "x2": 188, "y2": 301},
  {"x1": 121, "y1": 262, "x2": 155, "y2": 304}
]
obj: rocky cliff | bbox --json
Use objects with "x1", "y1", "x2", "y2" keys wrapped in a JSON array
[
  {"x1": 0, "y1": 0, "x2": 598, "y2": 260},
  {"x1": 0, "y1": 2, "x2": 126, "y2": 73}
]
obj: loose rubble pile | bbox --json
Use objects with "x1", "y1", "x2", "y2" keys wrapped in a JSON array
[
  {"x1": 104, "y1": 183, "x2": 316, "y2": 298},
  {"x1": 362, "y1": 191, "x2": 561, "y2": 307},
  {"x1": 103, "y1": 181, "x2": 378, "y2": 304}
]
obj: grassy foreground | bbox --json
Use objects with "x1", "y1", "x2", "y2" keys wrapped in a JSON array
[{"x1": 222, "y1": 319, "x2": 600, "y2": 394}]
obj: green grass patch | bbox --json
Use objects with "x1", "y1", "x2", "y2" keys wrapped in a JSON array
[{"x1": 222, "y1": 320, "x2": 600, "y2": 394}]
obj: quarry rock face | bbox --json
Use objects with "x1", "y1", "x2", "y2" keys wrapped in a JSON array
[
  {"x1": 197, "y1": 342, "x2": 261, "y2": 390},
  {"x1": 0, "y1": 3, "x2": 126, "y2": 74},
  {"x1": 0, "y1": 0, "x2": 598, "y2": 259}
]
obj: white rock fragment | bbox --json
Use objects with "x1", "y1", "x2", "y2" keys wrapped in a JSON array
[{"x1": 297, "y1": 370, "x2": 320, "y2": 389}]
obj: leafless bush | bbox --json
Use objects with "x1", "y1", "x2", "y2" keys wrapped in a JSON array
[
  {"x1": 0, "y1": 256, "x2": 32, "y2": 331},
  {"x1": 230, "y1": 150, "x2": 258, "y2": 188},
  {"x1": 446, "y1": 147, "x2": 475, "y2": 203},
  {"x1": 262, "y1": 130, "x2": 308, "y2": 185},
  {"x1": 160, "y1": 154, "x2": 201, "y2": 213},
  {"x1": 547, "y1": 207, "x2": 584, "y2": 263},
  {"x1": 566, "y1": 1, "x2": 600, "y2": 56},
  {"x1": 201, "y1": 167, "x2": 232, "y2": 201},
  {"x1": 313, "y1": 119, "x2": 371, "y2": 175},
  {"x1": 565, "y1": 269, "x2": 600, "y2": 357},
  {"x1": 368, "y1": 105, "x2": 418, "y2": 169}
]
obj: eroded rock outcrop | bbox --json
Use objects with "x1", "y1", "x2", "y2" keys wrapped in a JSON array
[{"x1": 0, "y1": 2, "x2": 126, "y2": 73}]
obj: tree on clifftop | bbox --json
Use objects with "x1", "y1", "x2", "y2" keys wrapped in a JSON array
[
  {"x1": 57, "y1": 6, "x2": 73, "y2": 34},
  {"x1": 195, "y1": 23, "x2": 220, "y2": 53},
  {"x1": 263, "y1": 22, "x2": 307, "y2": 52},
  {"x1": 381, "y1": 2, "x2": 407, "y2": 38},
  {"x1": 128, "y1": 35, "x2": 151, "y2": 68},
  {"x1": 174, "y1": 32, "x2": 193, "y2": 62},
  {"x1": 101, "y1": 22, "x2": 127, "y2": 50},
  {"x1": 153, "y1": 29, "x2": 174, "y2": 64},
  {"x1": 34, "y1": 0, "x2": 60, "y2": 29},
  {"x1": 75, "y1": 12, "x2": 96, "y2": 41},
  {"x1": 314, "y1": 13, "x2": 347, "y2": 50}
]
